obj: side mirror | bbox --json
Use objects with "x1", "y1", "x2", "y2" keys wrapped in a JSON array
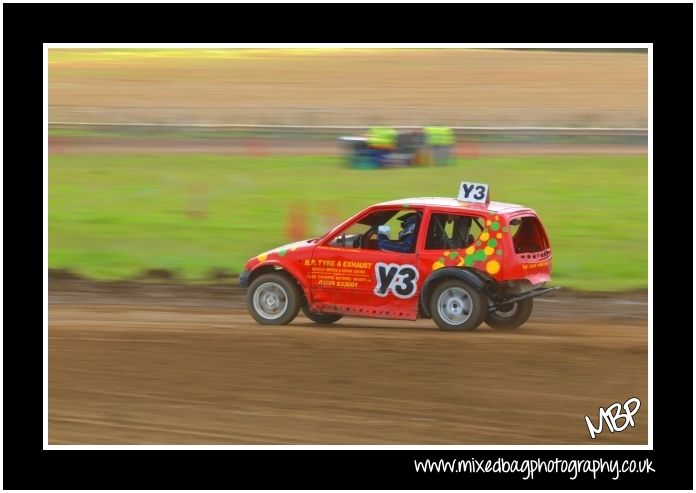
[{"x1": 377, "y1": 225, "x2": 391, "y2": 237}]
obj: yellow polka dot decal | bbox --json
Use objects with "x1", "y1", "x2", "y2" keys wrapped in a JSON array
[
  {"x1": 432, "y1": 250, "x2": 467, "y2": 271},
  {"x1": 480, "y1": 232, "x2": 490, "y2": 242},
  {"x1": 256, "y1": 253, "x2": 268, "y2": 262},
  {"x1": 486, "y1": 260, "x2": 501, "y2": 274},
  {"x1": 496, "y1": 233, "x2": 502, "y2": 239},
  {"x1": 484, "y1": 246, "x2": 495, "y2": 256}
]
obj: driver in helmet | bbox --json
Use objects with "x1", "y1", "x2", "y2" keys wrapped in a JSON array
[{"x1": 378, "y1": 212, "x2": 420, "y2": 253}]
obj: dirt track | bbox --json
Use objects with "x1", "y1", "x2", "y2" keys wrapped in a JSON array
[{"x1": 49, "y1": 280, "x2": 648, "y2": 445}]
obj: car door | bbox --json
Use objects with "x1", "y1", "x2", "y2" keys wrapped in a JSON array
[{"x1": 309, "y1": 208, "x2": 423, "y2": 320}]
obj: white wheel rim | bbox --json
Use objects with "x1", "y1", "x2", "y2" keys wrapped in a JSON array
[
  {"x1": 252, "y1": 282, "x2": 289, "y2": 320},
  {"x1": 437, "y1": 287, "x2": 473, "y2": 325}
]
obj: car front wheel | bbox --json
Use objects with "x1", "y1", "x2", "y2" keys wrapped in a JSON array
[
  {"x1": 247, "y1": 273, "x2": 301, "y2": 325},
  {"x1": 301, "y1": 306, "x2": 343, "y2": 324},
  {"x1": 430, "y1": 279, "x2": 487, "y2": 331}
]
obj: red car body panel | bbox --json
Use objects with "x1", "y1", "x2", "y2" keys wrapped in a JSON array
[{"x1": 243, "y1": 197, "x2": 552, "y2": 321}]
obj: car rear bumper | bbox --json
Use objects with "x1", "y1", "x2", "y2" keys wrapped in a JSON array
[
  {"x1": 239, "y1": 269, "x2": 251, "y2": 288},
  {"x1": 490, "y1": 286, "x2": 560, "y2": 311}
]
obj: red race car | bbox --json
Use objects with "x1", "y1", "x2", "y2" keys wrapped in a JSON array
[{"x1": 240, "y1": 181, "x2": 558, "y2": 331}]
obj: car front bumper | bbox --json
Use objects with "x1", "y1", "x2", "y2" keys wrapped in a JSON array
[{"x1": 239, "y1": 269, "x2": 251, "y2": 288}]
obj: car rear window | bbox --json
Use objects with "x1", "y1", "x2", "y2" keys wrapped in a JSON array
[{"x1": 510, "y1": 216, "x2": 549, "y2": 253}]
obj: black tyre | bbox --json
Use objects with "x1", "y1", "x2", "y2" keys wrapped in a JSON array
[
  {"x1": 301, "y1": 306, "x2": 343, "y2": 324},
  {"x1": 247, "y1": 273, "x2": 301, "y2": 325},
  {"x1": 485, "y1": 299, "x2": 533, "y2": 329},
  {"x1": 429, "y1": 279, "x2": 487, "y2": 331}
]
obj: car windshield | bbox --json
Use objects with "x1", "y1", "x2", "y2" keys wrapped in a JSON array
[{"x1": 357, "y1": 210, "x2": 399, "y2": 227}]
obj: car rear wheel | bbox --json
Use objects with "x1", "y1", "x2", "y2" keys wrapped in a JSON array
[
  {"x1": 247, "y1": 273, "x2": 301, "y2": 325},
  {"x1": 430, "y1": 279, "x2": 487, "y2": 331},
  {"x1": 301, "y1": 306, "x2": 343, "y2": 324},
  {"x1": 485, "y1": 299, "x2": 533, "y2": 329}
]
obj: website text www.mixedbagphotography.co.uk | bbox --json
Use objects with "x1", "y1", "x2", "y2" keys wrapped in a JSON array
[{"x1": 414, "y1": 457, "x2": 655, "y2": 480}]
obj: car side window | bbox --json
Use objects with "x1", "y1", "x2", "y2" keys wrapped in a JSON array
[
  {"x1": 425, "y1": 213, "x2": 480, "y2": 250},
  {"x1": 466, "y1": 217, "x2": 484, "y2": 245},
  {"x1": 327, "y1": 210, "x2": 399, "y2": 249}
]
